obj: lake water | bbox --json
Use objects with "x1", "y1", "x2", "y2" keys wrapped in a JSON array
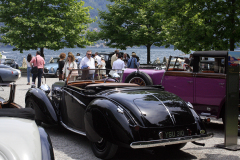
[{"x1": 0, "y1": 47, "x2": 186, "y2": 66}]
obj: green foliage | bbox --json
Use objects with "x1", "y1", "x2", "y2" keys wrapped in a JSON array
[
  {"x1": 161, "y1": 0, "x2": 240, "y2": 53},
  {"x1": 97, "y1": 0, "x2": 169, "y2": 64},
  {"x1": 0, "y1": 0, "x2": 95, "y2": 52}
]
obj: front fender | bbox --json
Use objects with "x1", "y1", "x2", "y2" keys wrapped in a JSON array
[
  {"x1": 25, "y1": 88, "x2": 58, "y2": 125},
  {"x1": 38, "y1": 127, "x2": 55, "y2": 160},
  {"x1": 84, "y1": 98, "x2": 139, "y2": 148}
]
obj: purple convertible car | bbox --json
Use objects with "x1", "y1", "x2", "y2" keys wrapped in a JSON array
[{"x1": 123, "y1": 51, "x2": 240, "y2": 125}]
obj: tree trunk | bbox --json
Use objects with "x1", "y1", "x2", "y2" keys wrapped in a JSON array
[
  {"x1": 147, "y1": 44, "x2": 151, "y2": 64},
  {"x1": 40, "y1": 47, "x2": 44, "y2": 55},
  {"x1": 230, "y1": 0, "x2": 235, "y2": 51},
  {"x1": 40, "y1": 47, "x2": 45, "y2": 59}
]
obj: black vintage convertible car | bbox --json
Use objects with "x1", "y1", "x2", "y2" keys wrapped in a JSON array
[{"x1": 25, "y1": 69, "x2": 213, "y2": 159}]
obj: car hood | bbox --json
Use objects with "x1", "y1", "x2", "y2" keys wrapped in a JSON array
[
  {"x1": 107, "y1": 89, "x2": 195, "y2": 127},
  {"x1": 44, "y1": 63, "x2": 58, "y2": 69},
  {"x1": 0, "y1": 117, "x2": 41, "y2": 160}
]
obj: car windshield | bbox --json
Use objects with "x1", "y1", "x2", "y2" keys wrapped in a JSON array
[
  {"x1": 0, "y1": 85, "x2": 10, "y2": 102},
  {"x1": 66, "y1": 68, "x2": 125, "y2": 84},
  {"x1": 50, "y1": 58, "x2": 59, "y2": 63},
  {"x1": 167, "y1": 56, "x2": 186, "y2": 71},
  {"x1": 0, "y1": 59, "x2": 13, "y2": 64},
  {"x1": 199, "y1": 57, "x2": 225, "y2": 73}
]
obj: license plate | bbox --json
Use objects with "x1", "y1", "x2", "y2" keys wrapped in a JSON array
[{"x1": 165, "y1": 130, "x2": 185, "y2": 139}]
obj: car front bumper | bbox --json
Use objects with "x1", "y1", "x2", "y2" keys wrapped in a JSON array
[
  {"x1": 44, "y1": 68, "x2": 55, "y2": 75},
  {"x1": 130, "y1": 133, "x2": 213, "y2": 149}
]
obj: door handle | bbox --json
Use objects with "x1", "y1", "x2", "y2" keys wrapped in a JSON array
[
  {"x1": 188, "y1": 81, "x2": 193, "y2": 83},
  {"x1": 219, "y1": 83, "x2": 225, "y2": 86}
]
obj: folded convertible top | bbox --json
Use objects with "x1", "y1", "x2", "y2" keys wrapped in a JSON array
[{"x1": 0, "y1": 108, "x2": 35, "y2": 120}]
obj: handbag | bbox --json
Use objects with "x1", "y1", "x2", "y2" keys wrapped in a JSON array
[
  {"x1": 71, "y1": 70, "x2": 78, "y2": 77},
  {"x1": 31, "y1": 57, "x2": 38, "y2": 74}
]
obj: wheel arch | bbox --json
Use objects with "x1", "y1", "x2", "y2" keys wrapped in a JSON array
[
  {"x1": 84, "y1": 98, "x2": 136, "y2": 147},
  {"x1": 25, "y1": 88, "x2": 58, "y2": 125}
]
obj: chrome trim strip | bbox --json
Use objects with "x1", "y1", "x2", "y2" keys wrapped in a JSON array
[
  {"x1": 146, "y1": 91, "x2": 176, "y2": 124},
  {"x1": 63, "y1": 90, "x2": 86, "y2": 106},
  {"x1": 130, "y1": 133, "x2": 213, "y2": 149},
  {"x1": 60, "y1": 121, "x2": 86, "y2": 136}
]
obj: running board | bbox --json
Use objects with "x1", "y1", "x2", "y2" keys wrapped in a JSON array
[{"x1": 60, "y1": 121, "x2": 86, "y2": 136}]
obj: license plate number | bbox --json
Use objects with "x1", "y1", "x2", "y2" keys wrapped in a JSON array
[{"x1": 165, "y1": 130, "x2": 185, "y2": 138}]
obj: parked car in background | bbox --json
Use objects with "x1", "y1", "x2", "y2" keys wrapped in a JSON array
[
  {"x1": 0, "y1": 58, "x2": 19, "y2": 69},
  {"x1": 44, "y1": 57, "x2": 61, "y2": 77},
  {"x1": 25, "y1": 69, "x2": 213, "y2": 159},
  {"x1": 0, "y1": 83, "x2": 54, "y2": 160},
  {"x1": 123, "y1": 51, "x2": 240, "y2": 124},
  {"x1": 0, "y1": 64, "x2": 21, "y2": 83}
]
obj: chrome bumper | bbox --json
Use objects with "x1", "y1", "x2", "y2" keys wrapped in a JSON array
[{"x1": 130, "y1": 133, "x2": 214, "y2": 149}]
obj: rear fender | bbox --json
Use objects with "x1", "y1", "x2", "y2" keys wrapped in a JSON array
[
  {"x1": 25, "y1": 88, "x2": 58, "y2": 124},
  {"x1": 38, "y1": 127, "x2": 55, "y2": 160},
  {"x1": 84, "y1": 98, "x2": 138, "y2": 147}
]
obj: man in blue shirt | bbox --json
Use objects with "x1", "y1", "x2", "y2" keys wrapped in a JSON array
[{"x1": 127, "y1": 52, "x2": 138, "y2": 68}]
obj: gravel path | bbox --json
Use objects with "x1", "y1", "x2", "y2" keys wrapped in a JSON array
[{"x1": 15, "y1": 76, "x2": 240, "y2": 160}]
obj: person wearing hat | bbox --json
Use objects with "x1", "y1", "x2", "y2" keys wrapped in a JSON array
[{"x1": 127, "y1": 52, "x2": 138, "y2": 68}]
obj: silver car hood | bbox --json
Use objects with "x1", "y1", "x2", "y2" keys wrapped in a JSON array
[{"x1": 0, "y1": 117, "x2": 41, "y2": 160}]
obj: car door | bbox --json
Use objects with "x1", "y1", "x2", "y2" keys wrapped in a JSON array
[
  {"x1": 61, "y1": 86, "x2": 86, "y2": 131},
  {"x1": 194, "y1": 57, "x2": 226, "y2": 115},
  {"x1": 162, "y1": 71, "x2": 194, "y2": 103}
]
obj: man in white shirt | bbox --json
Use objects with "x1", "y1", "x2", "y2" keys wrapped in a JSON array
[
  {"x1": 111, "y1": 50, "x2": 119, "y2": 67},
  {"x1": 79, "y1": 50, "x2": 95, "y2": 79},
  {"x1": 112, "y1": 55, "x2": 125, "y2": 74}
]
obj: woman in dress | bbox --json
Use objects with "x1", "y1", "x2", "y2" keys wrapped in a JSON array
[
  {"x1": 62, "y1": 53, "x2": 77, "y2": 80},
  {"x1": 58, "y1": 52, "x2": 66, "y2": 81},
  {"x1": 99, "y1": 55, "x2": 106, "y2": 79},
  {"x1": 26, "y1": 54, "x2": 32, "y2": 85}
]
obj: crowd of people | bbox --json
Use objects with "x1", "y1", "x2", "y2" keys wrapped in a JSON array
[{"x1": 26, "y1": 49, "x2": 141, "y2": 87}]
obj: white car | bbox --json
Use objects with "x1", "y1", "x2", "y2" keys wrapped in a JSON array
[{"x1": 0, "y1": 83, "x2": 54, "y2": 160}]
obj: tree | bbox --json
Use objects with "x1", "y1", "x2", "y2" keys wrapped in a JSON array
[
  {"x1": 161, "y1": 0, "x2": 240, "y2": 54},
  {"x1": 0, "y1": 0, "x2": 95, "y2": 55},
  {"x1": 97, "y1": 0, "x2": 169, "y2": 64}
]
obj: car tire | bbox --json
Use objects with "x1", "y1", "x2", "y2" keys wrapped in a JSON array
[
  {"x1": 125, "y1": 71, "x2": 153, "y2": 86},
  {"x1": 26, "y1": 98, "x2": 41, "y2": 126},
  {"x1": 90, "y1": 138, "x2": 118, "y2": 160},
  {"x1": 55, "y1": 69, "x2": 59, "y2": 78},
  {"x1": 165, "y1": 143, "x2": 187, "y2": 150},
  {"x1": 0, "y1": 76, "x2": 3, "y2": 83}
]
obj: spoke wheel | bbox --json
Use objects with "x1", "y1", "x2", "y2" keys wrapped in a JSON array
[
  {"x1": 91, "y1": 138, "x2": 118, "y2": 159},
  {"x1": 129, "y1": 77, "x2": 146, "y2": 86},
  {"x1": 125, "y1": 71, "x2": 153, "y2": 86}
]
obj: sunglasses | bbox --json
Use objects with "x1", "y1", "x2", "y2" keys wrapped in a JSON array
[{"x1": 87, "y1": 54, "x2": 92, "y2": 55}]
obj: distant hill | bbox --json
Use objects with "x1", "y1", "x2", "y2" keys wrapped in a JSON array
[{"x1": 82, "y1": 0, "x2": 111, "y2": 30}]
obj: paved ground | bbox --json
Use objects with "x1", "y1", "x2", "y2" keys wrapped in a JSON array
[{"x1": 15, "y1": 76, "x2": 240, "y2": 160}]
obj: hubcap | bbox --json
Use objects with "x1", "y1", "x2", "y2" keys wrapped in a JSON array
[{"x1": 129, "y1": 77, "x2": 146, "y2": 86}]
